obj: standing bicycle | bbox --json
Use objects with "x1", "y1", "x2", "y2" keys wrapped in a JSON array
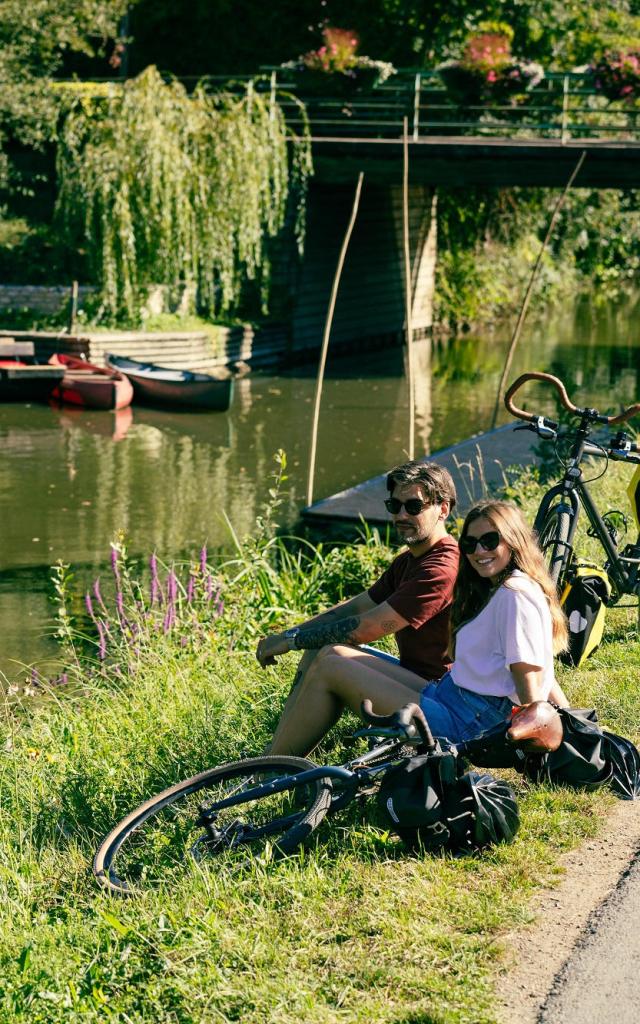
[{"x1": 504, "y1": 371, "x2": 640, "y2": 632}]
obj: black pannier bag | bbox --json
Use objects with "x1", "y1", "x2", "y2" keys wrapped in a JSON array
[
  {"x1": 523, "y1": 708, "x2": 640, "y2": 800},
  {"x1": 377, "y1": 743, "x2": 520, "y2": 851},
  {"x1": 461, "y1": 705, "x2": 640, "y2": 801},
  {"x1": 558, "y1": 564, "x2": 611, "y2": 667}
]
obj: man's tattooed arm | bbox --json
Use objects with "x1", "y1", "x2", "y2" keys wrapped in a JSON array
[{"x1": 292, "y1": 616, "x2": 361, "y2": 650}]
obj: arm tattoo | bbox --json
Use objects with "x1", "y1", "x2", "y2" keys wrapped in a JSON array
[{"x1": 292, "y1": 616, "x2": 361, "y2": 650}]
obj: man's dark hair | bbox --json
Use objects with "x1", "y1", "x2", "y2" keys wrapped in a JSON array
[{"x1": 386, "y1": 461, "x2": 457, "y2": 512}]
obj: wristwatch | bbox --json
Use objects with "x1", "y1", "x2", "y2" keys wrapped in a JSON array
[{"x1": 283, "y1": 627, "x2": 300, "y2": 649}]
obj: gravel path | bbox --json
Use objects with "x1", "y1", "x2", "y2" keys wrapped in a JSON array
[
  {"x1": 495, "y1": 800, "x2": 640, "y2": 1024},
  {"x1": 539, "y1": 853, "x2": 640, "y2": 1023}
]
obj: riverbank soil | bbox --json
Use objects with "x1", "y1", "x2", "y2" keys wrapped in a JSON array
[{"x1": 496, "y1": 799, "x2": 640, "y2": 1023}]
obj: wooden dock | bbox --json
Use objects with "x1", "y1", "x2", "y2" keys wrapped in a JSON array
[{"x1": 302, "y1": 423, "x2": 539, "y2": 524}]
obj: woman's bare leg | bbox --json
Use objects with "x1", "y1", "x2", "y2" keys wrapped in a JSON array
[{"x1": 268, "y1": 645, "x2": 427, "y2": 757}]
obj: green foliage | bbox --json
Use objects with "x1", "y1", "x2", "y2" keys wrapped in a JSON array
[
  {"x1": 122, "y1": 1, "x2": 640, "y2": 77},
  {"x1": 55, "y1": 67, "x2": 312, "y2": 321},
  {"x1": 0, "y1": 469, "x2": 639, "y2": 1021},
  {"x1": 434, "y1": 183, "x2": 640, "y2": 327},
  {"x1": 0, "y1": 1, "x2": 135, "y2": 189}
]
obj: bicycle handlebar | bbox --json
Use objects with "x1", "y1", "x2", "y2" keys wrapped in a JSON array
[
  {"x1": 504, "y1": 371, "x2": 640, "y2": 426},
  {"x1": 360, "y1": 699, "x2": 436, "y2": 751}
]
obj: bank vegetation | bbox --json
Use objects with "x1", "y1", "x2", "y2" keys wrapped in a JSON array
[{"x1": 1, "y1": 454, "x2": 639, "y2": 1022}]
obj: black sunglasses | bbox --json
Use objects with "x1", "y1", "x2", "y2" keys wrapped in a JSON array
[
  {"x1": 459, "y1": 530, "x2": 501, "y2": 555},
  {"x1": 384, "y1": 497, "x2": 430, "y2": 516}
]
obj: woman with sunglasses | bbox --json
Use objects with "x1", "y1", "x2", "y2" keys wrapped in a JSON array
[{"x1": 418, "y1": 499, "x2": 570, "y2": 742}]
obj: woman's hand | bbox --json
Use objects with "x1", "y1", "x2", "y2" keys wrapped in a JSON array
[{"x1": 510, "y1": 662, "x2": 545, "y2": 704}]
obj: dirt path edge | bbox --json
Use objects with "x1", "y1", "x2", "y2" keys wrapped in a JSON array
[{"x1": 494, "y1": 799, "x2": 640, "y2": 1024}]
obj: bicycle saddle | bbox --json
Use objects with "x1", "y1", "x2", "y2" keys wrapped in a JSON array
[
  {"x1": 506, "y1": 701, "x2": 563, "y2": 752},
  {"x1": 360, "y1": 699, "x2": 435, "y2": 749}
]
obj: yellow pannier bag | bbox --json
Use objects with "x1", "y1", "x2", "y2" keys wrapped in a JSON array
[{"x1": 558, "y1": 563, "x2": 612, "y2": 668}]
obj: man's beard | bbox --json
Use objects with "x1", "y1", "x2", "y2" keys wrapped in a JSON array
[{"x1": 396, "y1": 523, "x2": 427, "y2": 547}]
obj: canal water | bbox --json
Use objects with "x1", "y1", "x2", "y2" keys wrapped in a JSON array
[{"x1": 2, "y1": 294, "x2": 639, "y2": 680}]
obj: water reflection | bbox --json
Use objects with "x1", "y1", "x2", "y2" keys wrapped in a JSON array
[{"x1": 1, "y1": 294, "x2": 639, "y2": 677}]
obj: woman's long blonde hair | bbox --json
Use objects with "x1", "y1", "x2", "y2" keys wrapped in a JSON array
[{"x1": 451, "y1": 500, "x2": 568, "y2": 654}]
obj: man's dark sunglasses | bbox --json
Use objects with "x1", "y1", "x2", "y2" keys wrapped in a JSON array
[
  {"x1": 459, "y1": 531, "x2": 501, "y2": 555},
  {"x1": 384, "y1": 497, "x2": 430, "y2": 516}
]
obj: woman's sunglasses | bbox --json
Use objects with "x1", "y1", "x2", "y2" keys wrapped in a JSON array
[
  {"x1": 459, "y1": 530, "x2": 501, "y2": 555},
  {"x1": 384, "y1": 497, "x2": 429, "y2": 516}
]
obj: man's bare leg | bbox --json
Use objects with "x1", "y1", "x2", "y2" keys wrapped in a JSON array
[
  {"x1": 265, "y1": 649, "x2": 319, "y2": 741},
  {"x1": 269, "y1": 645, "x2": 426, "y2": 757}
]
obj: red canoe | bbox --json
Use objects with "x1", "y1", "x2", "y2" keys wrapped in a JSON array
[{"x1": 49, "y1": 354, "x2": 134, "y2": 411}]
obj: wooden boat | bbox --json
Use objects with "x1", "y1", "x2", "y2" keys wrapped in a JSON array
[
  {"x1": 106, "y1": 354, "x2": 234, "y2": 411},
  {"x1": 0, "y1": 360, "x2": 64, "y2": 403},
  {"x1": 48, "y1": 353, "x2": 134, "y2": 411}
]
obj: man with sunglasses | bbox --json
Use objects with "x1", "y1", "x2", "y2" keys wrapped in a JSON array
[{"x1": 256, "y1": 461, "x2": 459, "y2": 757}]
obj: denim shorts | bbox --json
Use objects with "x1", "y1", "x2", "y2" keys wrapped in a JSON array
[
  {"x1": 419, "y1": 671, "x2": 513, "y2": 743},
  {"x1": 361, "y1": 647, "x2": 513, "y2": 743}
]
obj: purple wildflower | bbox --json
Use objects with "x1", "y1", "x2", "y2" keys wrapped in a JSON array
[
  {"x1": 215, "y1": 597, "x2": 224, "y2": 618},
  {"x1": 116, "y1": 589, "x2": 125, "y2": 624},
  {"x1": 97, "y1": 620, "x2": 107, "y2": 661},
  {"x1": 205, "y1": 574, "x2": 214, "y2": 600},
  {"x1": 110, "y1": 546, "x2": 120, "y2": 582},
  {"x1": 166, "y1": 570, "x2": 178, "y2": 603},
  {"x1": 149, "y1": 553, "x2": 162, "y2": 605},
  {"x1": 200, "y1": 545, "x2": 208, "y2": 574},
  {"x1": 163, "y1": 605, "x2": 175, "y2": 633},
  {"x1": 180, "y1": 635, "x2": 188, "y2": 648},
  {"x1": 93, "y1": 578, "x2": 107, "y2": 613},
  {"x1": 85, "y1": 592, "x2": 96, "y2": 621}
]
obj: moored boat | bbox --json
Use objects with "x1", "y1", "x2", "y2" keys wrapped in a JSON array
[
  {"x1": 48, "y1": 353, "x2": 134, "y2": 411},
  {"x1": 0, "y1": 361, "x2": 64, "y2": 403},
  {"x1": 106, "y1": 354, "x2": 233, "y2": 411}
]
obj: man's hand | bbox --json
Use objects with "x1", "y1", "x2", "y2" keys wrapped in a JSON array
[{"x1": 256, "y1": 632, "x2": 292, "y2": 669}]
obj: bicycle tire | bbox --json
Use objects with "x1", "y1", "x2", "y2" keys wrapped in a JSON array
[
  {"x1": 537, "y1": 504, "x2": 573, "y2": 588},
  {"x1": 93, "y1": 755, "x2": 333, "y2": 895}
]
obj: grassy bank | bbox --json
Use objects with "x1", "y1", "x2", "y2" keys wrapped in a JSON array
[{"x1": 1, "y1": 457, "x2": 639, "y2": 1023}]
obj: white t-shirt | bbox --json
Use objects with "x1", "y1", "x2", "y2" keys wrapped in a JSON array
[{"x1": 450, "y1": 570, "x2": 555, "y2": 703}]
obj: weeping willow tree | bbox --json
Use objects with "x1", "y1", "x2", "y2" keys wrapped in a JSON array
[{"x1": 55, "y1": 66, "x2": 312, "y2": 320}]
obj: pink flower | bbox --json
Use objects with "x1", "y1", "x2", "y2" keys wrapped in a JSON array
[{"x1": 487, "y1": 70, "x2": 498, "y2": 83}]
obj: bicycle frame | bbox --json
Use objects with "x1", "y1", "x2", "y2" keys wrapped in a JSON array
[
  {"x1": 205, "y1": 734, "x2": 410, "y2": 814},
  {"x1": 533, "y1": 429, "x2": 640, "y2": 600},
  {"x1": 505, "y1": 370, "x2": 640, "y2": 602}
]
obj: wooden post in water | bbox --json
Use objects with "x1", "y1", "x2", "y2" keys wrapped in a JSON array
[
  {"x1": 306, "y1": 173, "x2": 364, "y2": 507},
  {"x1": 68, "y1": 280, "x2": 79, "y2": 335},
  {"x1": 490, "y1": 150, "x2": 587, "y2": 429},
  {"x1": 403, "y1": 117, "x2": 415, "y2": 460}
]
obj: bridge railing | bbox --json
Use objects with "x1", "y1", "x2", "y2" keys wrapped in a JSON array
[{"x1": 187, "y1": 69, "x2": 640, "y2": 143}]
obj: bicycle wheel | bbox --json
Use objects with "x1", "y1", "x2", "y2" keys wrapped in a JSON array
[
  {"x1": 93, "y1": 755, "x2": 333, "y2": 895},
  {"x1": 537, "y1": 504, "x2": 573, "y2": 588}
]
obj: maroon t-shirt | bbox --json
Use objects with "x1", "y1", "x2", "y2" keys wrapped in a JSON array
[{"x1": 367, "y1": 535, "x2": 459, "y2": 680}]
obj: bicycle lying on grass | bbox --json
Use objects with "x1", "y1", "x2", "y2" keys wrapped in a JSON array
[
  {"x1": 93, "y1": 701, "x2": 523, "y2": 896},
  {"x1": 505, "y1": 371, "x2": 640, "y2": 598},
  {"x1": 93, "y1": 697, "x2": 639, "y2": 895}
]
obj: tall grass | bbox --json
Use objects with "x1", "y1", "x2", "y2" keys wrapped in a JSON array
[{"x1": 0, "y1": 455, "x2": 639, "y2": 1022}]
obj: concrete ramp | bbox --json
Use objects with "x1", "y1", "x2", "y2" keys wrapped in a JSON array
[{"x1": 302, "y1": 422, "x2": 539, "y2": 524}]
